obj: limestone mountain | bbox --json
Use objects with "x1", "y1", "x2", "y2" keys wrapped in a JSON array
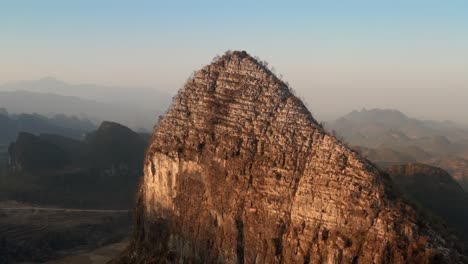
[
  {"x1": 3, "y1": 121, "x2": 148, "y2": 208},
  {"x1": 85, "y1": 121, "x2": 148, "y2": 168},
  {"x1": 427, "y1": 156, "x2": 468, "y2": 192},
  {"x1": 8, "y1": 132, "x2": 71, "y2": 172},
  {"x1": 119, "y1": 51, "x2": 465, "y2": 263},
  {"x1": 384, "y1": 163, "x2": 468, "y2": 241}
]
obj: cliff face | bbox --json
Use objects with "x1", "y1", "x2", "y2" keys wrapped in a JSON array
[{"x1": 122, "y1": 51, "x2": 464, "y2": 263}]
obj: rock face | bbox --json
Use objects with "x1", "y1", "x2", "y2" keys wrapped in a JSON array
[{"x1": 121, "y1": 51, "x2": 464, "y2": 263}]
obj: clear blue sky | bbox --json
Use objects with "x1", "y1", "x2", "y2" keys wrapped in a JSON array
[{"x1": 1, "y1": 0, "x2": 467, "y2": 121}]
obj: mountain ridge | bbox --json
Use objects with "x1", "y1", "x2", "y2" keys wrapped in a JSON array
[
  {"x1": 118, "y1": 51, "x2": 464, "y2": 263},
  {"x1": 0, "y1": 90, "x2": 158, "y2": 130}
]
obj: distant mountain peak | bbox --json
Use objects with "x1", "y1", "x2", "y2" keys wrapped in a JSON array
[{"x1": 97, "y1": 121, "x2": 129, "y2": 131}]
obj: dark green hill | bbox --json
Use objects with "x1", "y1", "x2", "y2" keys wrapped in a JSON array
[
  {"x1": 9, "y1": 132, "x2": 71, "y2": 172},
  {"x1": 1, "y1": 121, "x2": 149, "y2": 209},
  {"x1": 385, "y1": 163, "x2": 468, "y2": 241},
  {"x1": 85, "y1": 121, "x2": 147, "y2": 168}
]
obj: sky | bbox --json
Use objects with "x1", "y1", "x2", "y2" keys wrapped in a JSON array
[{"x1": 1, "y1": 0, "x2": 468, "y2": 122}]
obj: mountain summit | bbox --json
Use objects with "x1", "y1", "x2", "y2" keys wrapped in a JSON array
[{"x1": 118, "y1": 51, "x2": 464, "y2": 263}]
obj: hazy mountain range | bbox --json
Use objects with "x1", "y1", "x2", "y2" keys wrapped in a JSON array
[
  {"x1": 0, "y1": 109, "x2": 95, "y2": 145},
  {"x1": 0, "y1": 78, "x2": 173, "y2": 130},
  {"x1": 327, "y1": 108, "x2": 468, "y2": 192},
  {"x1": 327, "y1": 108, "x2": 468, "y2": 149},
  {"x1": 327, "y1": 108, "x2": 468, "y2": 159}
]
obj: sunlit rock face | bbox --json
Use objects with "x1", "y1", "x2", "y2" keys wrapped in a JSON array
[{"x1": 120, "y1": 51, "x2": 464, "y2": 263}]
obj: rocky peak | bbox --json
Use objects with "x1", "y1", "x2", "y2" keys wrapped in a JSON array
[
  {"x1": 154, "y1": 51, "x2": 319, "y2": 158},
  {"x1": 85, "y1": 121, "x2": 148, "y2": 167},
  {"x1": 118, "y1": 51, "x2": 465, "y2": 263}
]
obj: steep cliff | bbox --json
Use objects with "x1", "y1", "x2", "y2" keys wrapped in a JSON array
[{"x1": 120, "y1": 51, "x2": 465, "y2": 263}]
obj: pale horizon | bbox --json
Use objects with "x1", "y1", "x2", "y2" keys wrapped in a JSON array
[{"x1": 2, "y1": 1, "x2": 467, "y2": 123}]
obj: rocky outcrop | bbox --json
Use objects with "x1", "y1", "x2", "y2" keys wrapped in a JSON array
[{"x1": 120, "y1": 51, "x2": 465, "y2": 263}]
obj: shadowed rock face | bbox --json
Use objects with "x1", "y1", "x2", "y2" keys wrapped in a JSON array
[
  {"x1": 385, "y1": 163, "x2": 468, "y2": 241},
  {"x1": 120, "y1": 51, "x2": 465, "y2": 263},
  {"x1": 427, "y1": 156, "x2": 468, "y2": 192}
]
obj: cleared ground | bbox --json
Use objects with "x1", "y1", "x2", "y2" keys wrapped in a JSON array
[
  {"x1": 45, "y1": 240, "x2": 127, "y2": 264},
  {"x1": 0, "y1": 203, "x2": 131, "y2": 263}
]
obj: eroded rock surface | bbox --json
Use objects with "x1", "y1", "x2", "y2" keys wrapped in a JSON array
[{"x1": 119, "y1": 51, "x2": 465, "y2": 263}]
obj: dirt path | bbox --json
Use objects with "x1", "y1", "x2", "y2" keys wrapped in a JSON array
[
  {"x1": 17, "y1": 240, "x2": 128, "y2": 264},
  {"x1": 0, "y1": 207, "x2": 129, "y2": 213}
]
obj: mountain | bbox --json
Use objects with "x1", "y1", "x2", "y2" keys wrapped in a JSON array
[
  {"x1": 0, "y1": 90, "x2": 161, "y2": 130},
  {"x1": 85, "y1": 121, "x2": 148, "y2": 168},
  {"x1": 384, "y1": 163, "x2": 468, "y2": 241},
  {"x1": 327, "y1": 109, "x2": 468, "y2": 158},
  {"x1": 0, "y1": 109, "x2": 94, "y2": 145},
  {"x1": 359, "y1": 146, "x2": 416, "y2": 167},
  {"x1": 426, "y1": 156, "x2": 468, "y2": 192},
  {"x1": 0, "y1": 77, "x2": 172, "y2": 114},
  {"x1": 2, "y1": 121, "x2": 148, "y2": 208},
  {"x1": 8, "y1": 132, "x2": 71, "y2": 172},
  {"x1": 117, "y1": 51, "x2": 464, "y2": 263}
]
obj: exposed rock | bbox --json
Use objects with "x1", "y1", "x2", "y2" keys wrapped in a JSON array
[{"x1": 119, "y1": 51, "x2": 465, "y2": 263}]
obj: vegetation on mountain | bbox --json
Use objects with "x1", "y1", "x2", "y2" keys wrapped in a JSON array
[{"x1": 0, "y1": 121, "x2": 148, "y2": 209}]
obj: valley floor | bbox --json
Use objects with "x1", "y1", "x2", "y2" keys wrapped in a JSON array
[
  {"x1": 41, "y1": 240, "x2": 127, "y2": 264},
  {"x1": 0, "y1": 201, "x2": 131, "y2": 264}
]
